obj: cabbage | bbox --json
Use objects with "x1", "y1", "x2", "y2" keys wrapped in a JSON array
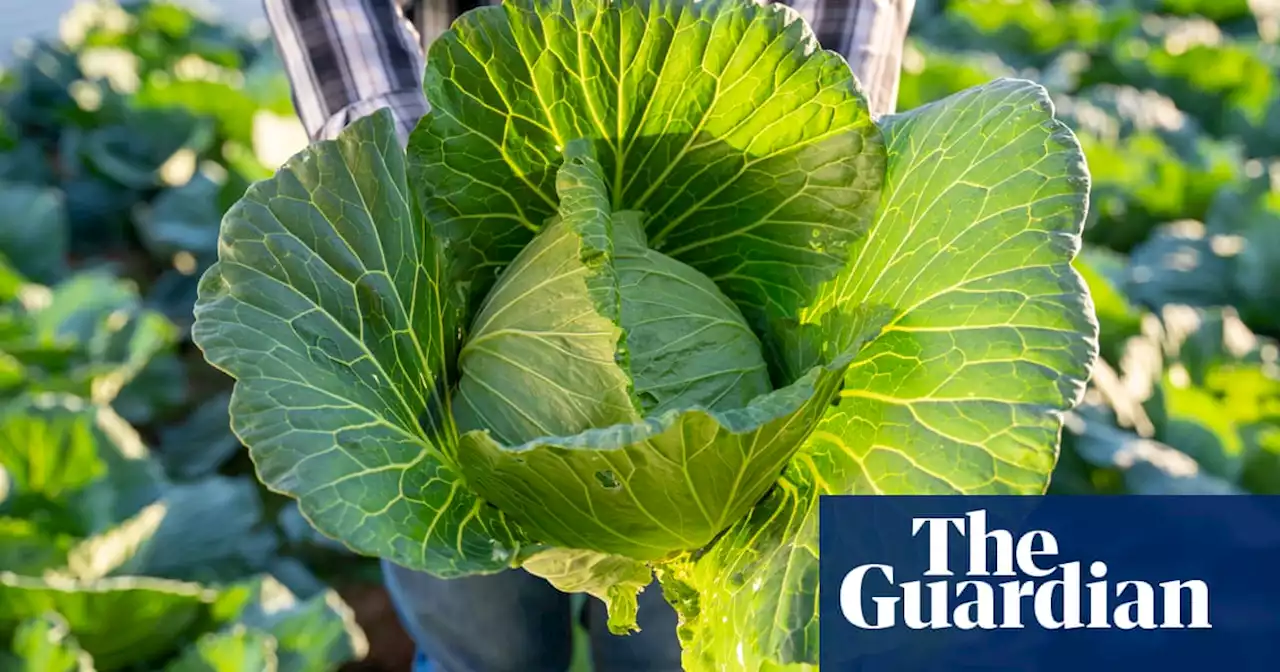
[
  {"x1": 453, "y1": 191, "x2": 772, "y2": 447},
  {"x1": 191, "y1": 0, "x2": 1097, "y2": 667}
]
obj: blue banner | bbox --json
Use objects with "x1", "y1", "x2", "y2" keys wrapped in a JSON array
[{"x1": 819, "y1": 496, "x2": 1280, "y2": 671}]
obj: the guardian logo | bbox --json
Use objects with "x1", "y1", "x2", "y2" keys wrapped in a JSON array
[{"x1": 839, "y1": 509, "x2": 1212, "y2": 631}]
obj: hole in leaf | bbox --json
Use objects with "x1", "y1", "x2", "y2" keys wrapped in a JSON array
[
  {"x1": 637, "y1": 391, "x2": 659, "y2": 413},
  {"x1": 594, "y1": 470, "x2": 620, "y2": 489}
]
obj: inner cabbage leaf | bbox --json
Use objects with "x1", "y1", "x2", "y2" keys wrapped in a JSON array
[
  {"x1": 453, "y1": 144, "x2": 772, "y2": 446},
  {"x1": 454, "y1": 148, "x2": 886, "y2": 560}
]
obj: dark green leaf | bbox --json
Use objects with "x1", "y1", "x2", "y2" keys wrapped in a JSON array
[
  {"x1": 1065, "y1": 407, "x2": 1242, "y2": 494},
  {"x1": 137, "y1": 476, "x2": 275, "y2": 583},
  {"x1": 0, "y1": 183, "x2": 69, "y2": 285},
  {"x1": 0, "y1": 517, "x2": 73, "y2": 575},
  {"x1": 8, "y1": 613, "x2": 95, "y2": 672},
  {"x1": 83, "y1": 109, "x2": 214, "y2": 190},
  {"x1": 192, "y1": 110, "x2": 527, "y2": 575},
  {"x1": 233, "y1": 577, "x2": 367, "y2": 672},
  {"x1": 164, "y1": 626, "x2": 278, "y2": 672},
  {"x1": 156, "y1": 392, "x2": 239, "y2": 479},
  {"x1": 0, "y1": 573, "x2": 219, "y2": 672},
  {"x1": 134, "y1": 173, "x2": 223, "y2": 262}
]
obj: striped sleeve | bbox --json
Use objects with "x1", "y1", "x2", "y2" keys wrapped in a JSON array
[
  {"x1": 407, "y1": 0, "x2": 915, "y2": 116},
  {"x1": 265, "y1": 0, "x2": 916, "y2": 150},
  {"x1": 262, "y1": 0, "x2": 428, "y2": 143},
  {"x1": 791, "y1": 0, "x2": 917, "y2": 118}
]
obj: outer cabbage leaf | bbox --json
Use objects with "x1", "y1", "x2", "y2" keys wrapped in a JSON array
[
  {"x1": 409, "y1": 0, "x2": 884, "y2": 343},
  {"x1": 0, "y1": 398, "x2": 106, "y2": 513},
  {"x1": 0, "y1": 397, "x2": 165, "y2": 538},
  {"x1": 164, "y1": 627, "x2": 279, "y2": 672},
  {"x1": 156, "y1": 392, "x2": 239, "y2": 479},
  {"x1": 0, "y1": 573, "x2": 220, "y2": 671},
  {"x1": 520, "y1": 547, "x2": 652, "y2": 635},
  {"x1": 0, "y1": 272, "x2": 179, "y2": 411},
  {"x1": 661, "y1": 79, "x2": 1097, "y2": 670},
  {"x1": 233, "y1": 577, "x2": 369, "y2": 672},
  {"x1": 192, "y1": 110, "x2": 528, "y2": 575},
  {"x1": 0, "y1": 518, "x2": 73, "y2": 575},
  {"x1": 8, "y1": 613, "x2": 95, "y2": 672},
  {"x1": 0, "y1": 183, "x2": 69, "y2": 286},
  {"x1": 54, "y1": 475, "x2": 277, "y2": 585}
]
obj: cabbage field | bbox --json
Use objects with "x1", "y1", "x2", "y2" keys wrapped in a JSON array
[
  {"x1": 898, "y1": 0, "x2": 1280, "y2": 496},
  {"x1": 0, "y1": 1, "x2": 401, "y2": 670},
  {"x1": 0, "y1": 0, "x2": 1277, "y2": 670}
]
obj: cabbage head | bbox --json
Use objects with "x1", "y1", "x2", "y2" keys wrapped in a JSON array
[{"x1": 191, "y1": 0, "x2": 1098, "y2": 667}]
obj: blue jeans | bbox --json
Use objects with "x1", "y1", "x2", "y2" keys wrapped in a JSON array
[{"x1": 382, "y1": 560, "x2": 683, "y2": 672}]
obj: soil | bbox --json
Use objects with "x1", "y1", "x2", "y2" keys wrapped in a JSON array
[{"x1": 339, "y1": 582, "x2": 417, "y2": 671}]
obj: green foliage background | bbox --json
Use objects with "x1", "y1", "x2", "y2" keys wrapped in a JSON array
[
  {"x1": 0, "y1": 0, "x2": 1278, "y2": 669},
  {"x1": 0, "y1": 1, "x2": 371, "y2": 670},
  {"x1": 900, "y1": 0, "x2": 1280, "y2": 495}
]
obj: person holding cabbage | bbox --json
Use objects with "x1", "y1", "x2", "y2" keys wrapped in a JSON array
[{"x1": 254, "y1": 1, "x2": 913, "y2": 670}]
